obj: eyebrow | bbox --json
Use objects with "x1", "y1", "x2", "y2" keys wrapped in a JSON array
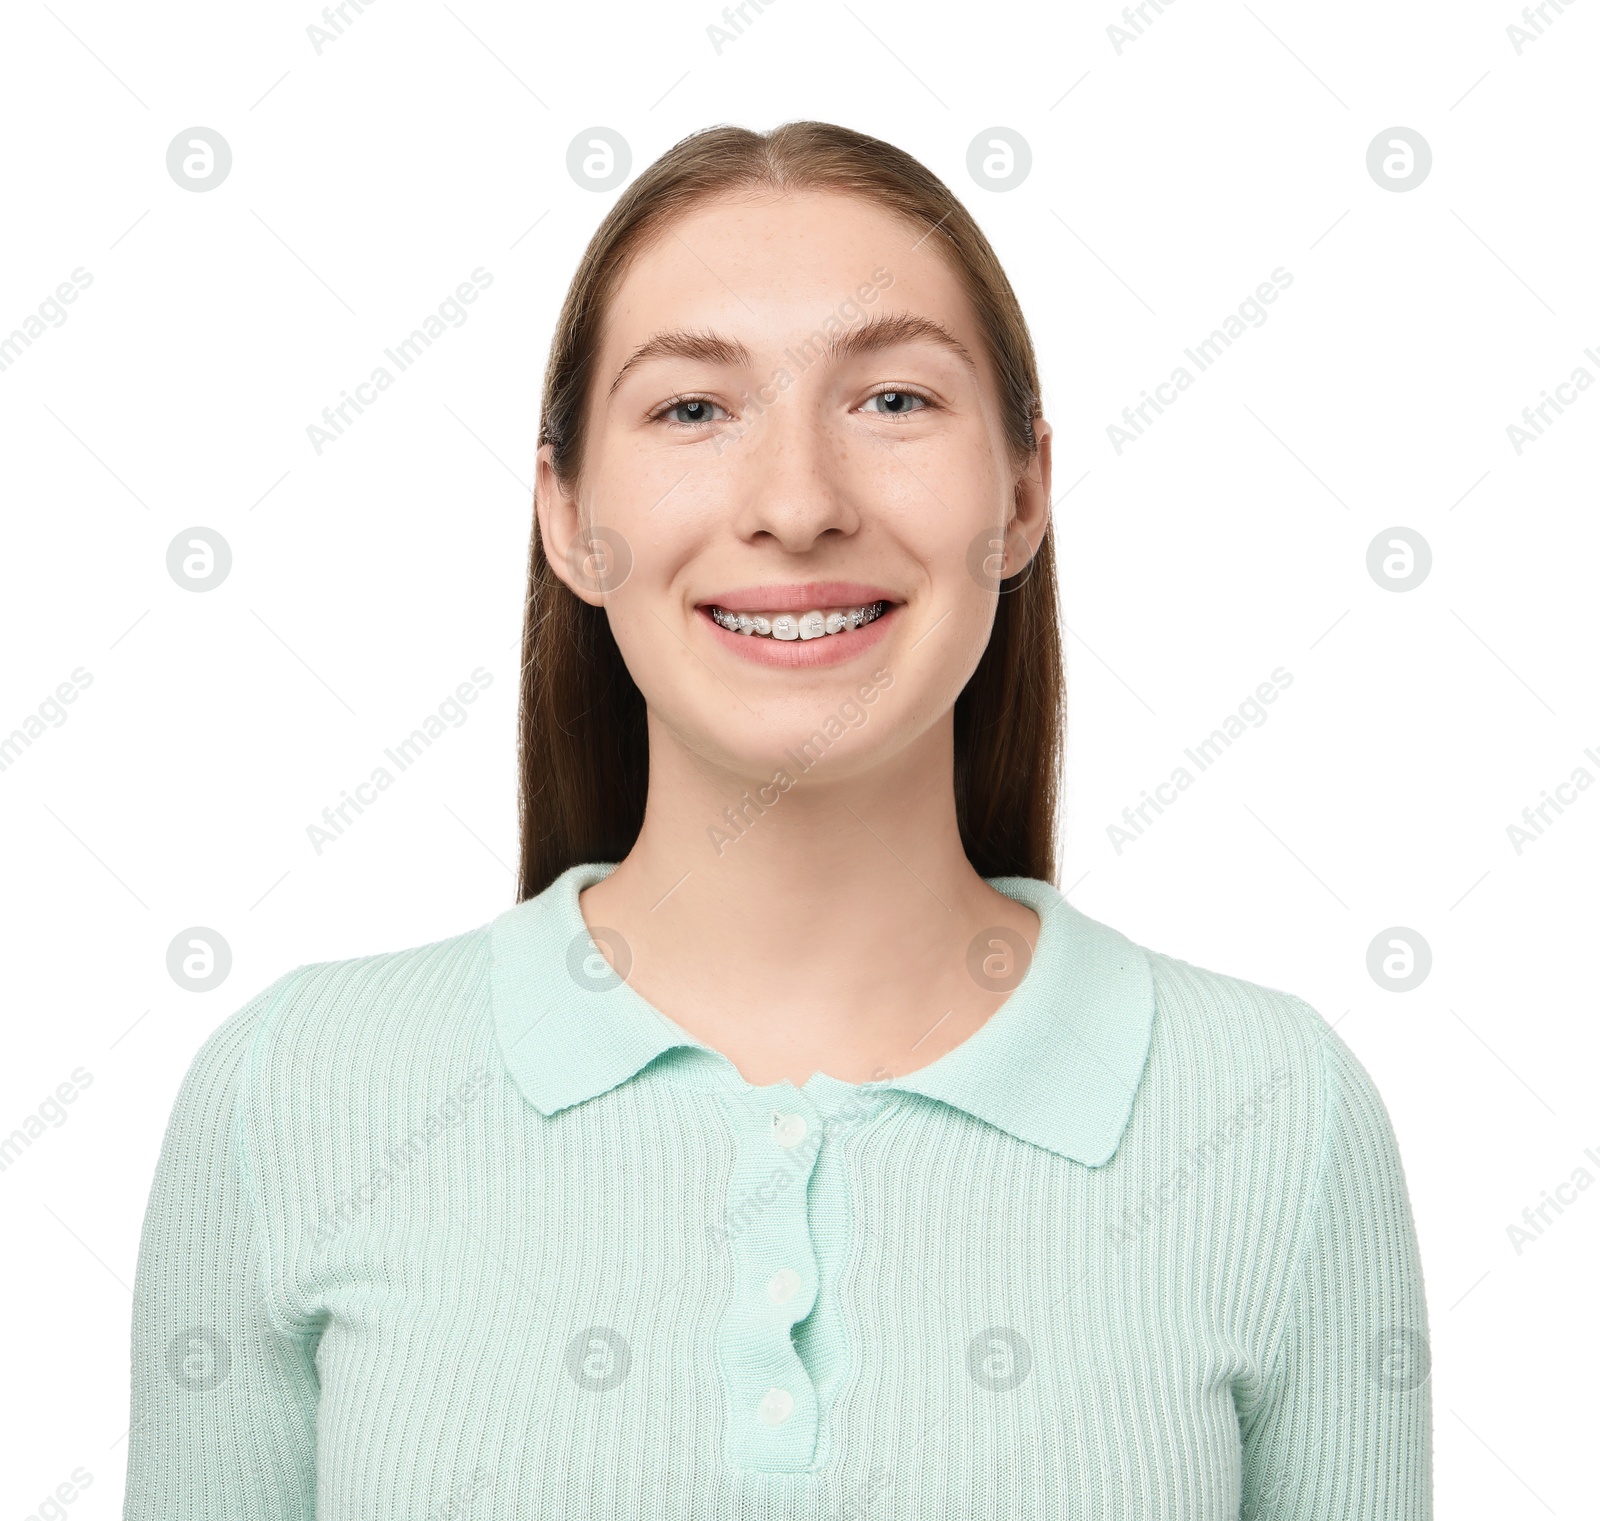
[{"x1": 605, "y1": 310, "x2": 979, "y2": 398}]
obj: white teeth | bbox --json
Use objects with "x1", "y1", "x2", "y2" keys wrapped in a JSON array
[{"x1": 708, "y1": 601, "x2": 887, "y2": 639}]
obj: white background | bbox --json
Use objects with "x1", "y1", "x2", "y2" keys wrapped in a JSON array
[{"x1": 1, "y1": 0, "x2": 1595, "y2": 1513}]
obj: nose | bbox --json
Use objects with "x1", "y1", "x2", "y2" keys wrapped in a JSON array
[{"x1": 726, "y1": 394, "x2": 862, "y2": 552}]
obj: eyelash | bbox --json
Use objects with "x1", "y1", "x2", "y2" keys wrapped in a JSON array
[
  {"x1": 861, "y1": 387, "x2": 935, "y2": 419},
  {"x1": 649, "y1": 387, "x2": 937, "y2": 430},
  {"x1": 649, "y1": 394, "x2": 725, "y2": 430}
]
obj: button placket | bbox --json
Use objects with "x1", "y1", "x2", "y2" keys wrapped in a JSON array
[{"x1": 715, "y1": 1086, "x2": 825, "y2": 1472}]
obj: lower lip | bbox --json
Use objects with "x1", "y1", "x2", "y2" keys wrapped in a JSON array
[{"x1": 697, "y1": 604, "x2": 899, "y2": 667}]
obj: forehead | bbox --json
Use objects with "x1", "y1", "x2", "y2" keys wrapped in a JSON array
[{"x1": 597, "y1": 188, "x2": 978, "y2": 357}]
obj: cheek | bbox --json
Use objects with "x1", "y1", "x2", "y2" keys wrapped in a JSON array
[
  {"x1": 911, "y1": 519, "x2": 1012, "y2": 701},
  {"x1": 584, "y1": 445, "x2": 708, "y2": 576},
  {"x1": 871, "y1": 427, "x2": 1012, "y2": 541},
  {"x1": 598, "y1": 586, "x2": 704, "y2": 737},
  {"x1": 584, "y1": 487, "x2": 707, "y2": 707},
  {"x1": 946, "y1": 577, "x2": 1007, "y2": 685}
]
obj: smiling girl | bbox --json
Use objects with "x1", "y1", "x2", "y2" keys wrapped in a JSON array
[{"x1": 124, "y1": 121, "x2": 1431, "y2": 1519}]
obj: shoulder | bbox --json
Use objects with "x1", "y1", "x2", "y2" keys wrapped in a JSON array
[
  {"x1": 1100, "y1": 931, "x2": 1414, "y2": 1279},
  {"x1": 198, "y1": 923, "x2": 506, "y2": 1233},
  {"x1": 154, "y1": 969, "x2": 308, "y2": 1162},
  {"x1": 257, "y1": 919, "x2": 496, "y2": 1052},
  {"x1": 1139, "y1": 938, "x2": 1384, "y2": 1102},
  {"x1": 1144, "y1": 943, "x2": 1333, "y2": 1082},
  {"x1": 182, "y1": 920, "x2": 502, "y2": 1141},
  {"x1": 1120, "y1": 934, "x2": 1401, "y2": 1193}
]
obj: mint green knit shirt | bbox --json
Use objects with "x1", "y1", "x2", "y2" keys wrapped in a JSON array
[{"x1": 123, "y1": 861, "x2": 1431, "y2": 1518}]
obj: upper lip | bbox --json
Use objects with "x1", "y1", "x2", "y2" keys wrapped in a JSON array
[{"x1": 698, "y1": 581, "x2": 901, "y2": 614}]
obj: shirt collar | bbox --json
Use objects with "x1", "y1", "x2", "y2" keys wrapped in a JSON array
[{"x1": 490, "y1": 861, "x2": 1154, "y2": 1167}]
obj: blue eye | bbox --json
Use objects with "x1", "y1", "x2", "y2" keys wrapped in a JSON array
[
  {"x1": 657, "y1": 397, "x2": 725, "y2": 427},
  {"x1": 863, "y1": 390, "x2": 930, "y2": 416}
]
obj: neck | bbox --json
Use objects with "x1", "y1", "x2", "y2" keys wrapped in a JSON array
[{"x1": 576, "y1": 709, "x2": 1042, "y2": 1086}]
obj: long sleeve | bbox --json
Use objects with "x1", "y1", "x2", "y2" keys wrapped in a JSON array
[
  {"x1": 1238, "y1": 1015, "x2": 1433, "y2": 1518},
  {"x1": 123, "y1": 972, "x2": 320, "y2": 1520}
]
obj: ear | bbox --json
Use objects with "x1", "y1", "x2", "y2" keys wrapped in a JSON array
[
  {"x1": 535, "y1": 443, "x2": 606, "y2": 608},
  {"x1": 1004, "y1": 415, "x2": 1052, "y2": 573}
]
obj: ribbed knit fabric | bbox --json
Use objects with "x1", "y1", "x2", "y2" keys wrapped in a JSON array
[{"x1": 123, "y1": 862, "x2": 1431, "y2": 1518}]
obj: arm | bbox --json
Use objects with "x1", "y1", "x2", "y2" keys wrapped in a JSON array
[
  {"x1": 1239, "y1": 1014, "x2": 1432, "y2": 1518},
  {"x1": 123, "y1": 972, "x2": 320, "y2": 1520}
]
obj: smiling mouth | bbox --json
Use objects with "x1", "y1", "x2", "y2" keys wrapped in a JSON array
[{"x1": 706, "y1": 601, "x2": 888, "y2": 640}]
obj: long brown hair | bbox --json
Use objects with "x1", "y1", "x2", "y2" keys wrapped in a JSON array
[{"x1": 516, "y1": 121, "x2": 1063, "y2": 901}]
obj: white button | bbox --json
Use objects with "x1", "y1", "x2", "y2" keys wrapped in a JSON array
[
  {"x1": 757, "y1": 1386, "x2": 795, "y2": 1426},
  {"x1": 767, "y1": 1268, "x2": 801, "y2": 1304},
  {"x1": 772, "y1": 1111, "x2": 808, "y2": 1147}
]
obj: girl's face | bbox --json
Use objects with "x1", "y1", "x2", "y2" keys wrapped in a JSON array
[{"x1": 537, "y1": 188, "x2": 1051, "y2": 782}]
